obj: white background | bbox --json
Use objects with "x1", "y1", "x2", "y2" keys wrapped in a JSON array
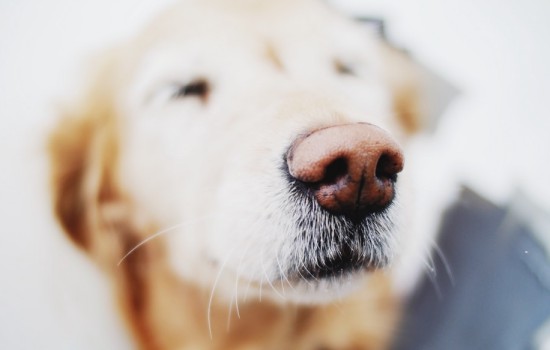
[{"x1": 1, "y1": 0, "x2": 549, "y2": 348}]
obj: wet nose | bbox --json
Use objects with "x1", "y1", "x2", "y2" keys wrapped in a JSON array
[{"x1": 286, "y1": 123, "x2": 404, "y2": 219}]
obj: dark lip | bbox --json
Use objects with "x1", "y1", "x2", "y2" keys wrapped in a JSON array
[
  {"x1": 292, "y1": 238, "x2": 378, "y2": 281},
  {"x1": 300, "y1": 254, "x2": 367, "y2": 280}
]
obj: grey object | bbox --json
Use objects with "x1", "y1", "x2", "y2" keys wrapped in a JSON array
[{"x1": 393, "y1": 187, "x2": 550, "y2": 350}]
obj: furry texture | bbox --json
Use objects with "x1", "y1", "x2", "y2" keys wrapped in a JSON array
[{"x1": 49, "y1": 0, "x2": 427, "y2": 349}]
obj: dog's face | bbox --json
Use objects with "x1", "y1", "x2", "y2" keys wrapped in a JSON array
[{"x1": 51, "y1": 0, "x2": 422, "y2": 306}]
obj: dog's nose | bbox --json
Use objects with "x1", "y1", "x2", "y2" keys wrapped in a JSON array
[{"x1": 286, "y1": 123, "x2": 404, "y2": 219}]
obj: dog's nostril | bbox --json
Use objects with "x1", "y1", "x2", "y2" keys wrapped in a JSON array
[
  {"x1": 375, "y1": 153, "x2": 401, "y2": 182},
  {"x1": 322, "y1": 157, "x2": 348, "y2": 185}
]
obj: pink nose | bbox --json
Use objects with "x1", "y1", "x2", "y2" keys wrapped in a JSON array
[{"x1": 286, "y1": 123, "x2": 404, "y2": 218}]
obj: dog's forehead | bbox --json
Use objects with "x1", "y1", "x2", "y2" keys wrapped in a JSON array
[{"x1": 134, "y1": 0, "x2": 375, "y2": 53}]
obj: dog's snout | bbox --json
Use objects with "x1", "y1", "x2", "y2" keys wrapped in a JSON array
[{"x1": 287, "y1": 123, "x2": 404, "y2": 219}]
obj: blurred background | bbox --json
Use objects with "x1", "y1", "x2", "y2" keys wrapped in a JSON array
[{"x1": 1, "y1": 0, "x2": 549, "y2": 349}]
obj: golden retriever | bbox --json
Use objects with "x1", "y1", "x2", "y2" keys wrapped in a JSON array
[{"x1": 48, "y1": 0, "x2": 427, "y2": 349}]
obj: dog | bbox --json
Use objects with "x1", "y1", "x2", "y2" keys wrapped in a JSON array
[{"x1": 48, "y1": 0, "x2": 429, "y2": 349}]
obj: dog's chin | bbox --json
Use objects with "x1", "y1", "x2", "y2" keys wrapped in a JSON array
[
  {"x1": 274, "y1": 244, "x2": 391, "y2": 304},
  {"x1": 253, "y1": 216, "x2": 396, "y2": 305},
  {"x1": 264, "y1": 268, "x2": 370, "y2": 304}
]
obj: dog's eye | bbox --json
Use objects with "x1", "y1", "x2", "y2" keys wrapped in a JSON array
[
  {"x1": 333, "y1": 59, "x2": 357, "y2": 76},
  {"x1": 171, "y1": 79, "x2": 210, "y2": 101}
]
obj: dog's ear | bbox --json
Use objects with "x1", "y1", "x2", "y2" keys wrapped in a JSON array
[
  {"x1": 48, "y1": 54, "x2": 127, "y2": 259},
  {"x1": 380, "y1": 44, "x2": 424, "y2": 135},
  {"x1": 381, "y1": 43, "x2": 458, "y2": 136}
]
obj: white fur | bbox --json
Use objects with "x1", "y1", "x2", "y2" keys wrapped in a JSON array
[{"x1": 116, "y1": 0, "x2": 424, "y2": 304}]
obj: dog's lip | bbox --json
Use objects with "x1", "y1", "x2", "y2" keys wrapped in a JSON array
[{"x1": 297, "y1": 254, "x2": 368, "y2": 280}]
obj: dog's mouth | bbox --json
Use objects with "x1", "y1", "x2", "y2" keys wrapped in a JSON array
[
  {"x1": 280, "y1": 178, "x2": 396, "y2": 283},
  {"x1": 298, "y1": 243, "x2": 366, "y2": 280},
  {"x1": 286, "y1": 212, "x2": 394, "y2": 282}
]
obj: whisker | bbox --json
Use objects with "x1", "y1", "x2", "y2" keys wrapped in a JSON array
[
  {"x1": 259, "y1": 274, "x2": 263, "y2": 302},
  {"x1": 243, "y1": 278, "x2": 253, "y2": 302},
  {"x1": 117, "y1": 223, "x2": 184, "y2": 266},
  {"x1": 277, "y1": 251, "x2": 296, "y2": 292},
  {"x1": 275, "y1": 254, "x2": 286, "y2": 295},
  {"x1": 233, "y1": 238, "x2": 256, "y2": 319},
  {"x1": 208, "y1": 246, "x2": 236, "y2": 340},
  {"x1": 117, "y1": 215, "x2": 215, "y2": 266},
  {"x1": 260, "y1": 247, "x2": 286, "y2": 301},
  {"x1": 432, "y1": 244, "x2": 454, "y2": 286},
  {"x1": 420, "y1": 249, "x2": 442, "y2": 300},
  {"x1": 226, "y1": 298, "x2": 233, "y2": 333},
  {"x1": 415, "y1": 236, "x2": 453, "y2": 300},
  {"x1": 300, "y1": 259, "x2": 318, "y2": 284}
]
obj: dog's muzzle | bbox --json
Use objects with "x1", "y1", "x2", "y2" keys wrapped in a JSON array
[{"x1": 283, "y1": 122, "x2": 404, "y2": 279}]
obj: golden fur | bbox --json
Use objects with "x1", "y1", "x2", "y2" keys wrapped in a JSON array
[{"x1": 48, "y1": 1, "x2": 424, "y2": 349}]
